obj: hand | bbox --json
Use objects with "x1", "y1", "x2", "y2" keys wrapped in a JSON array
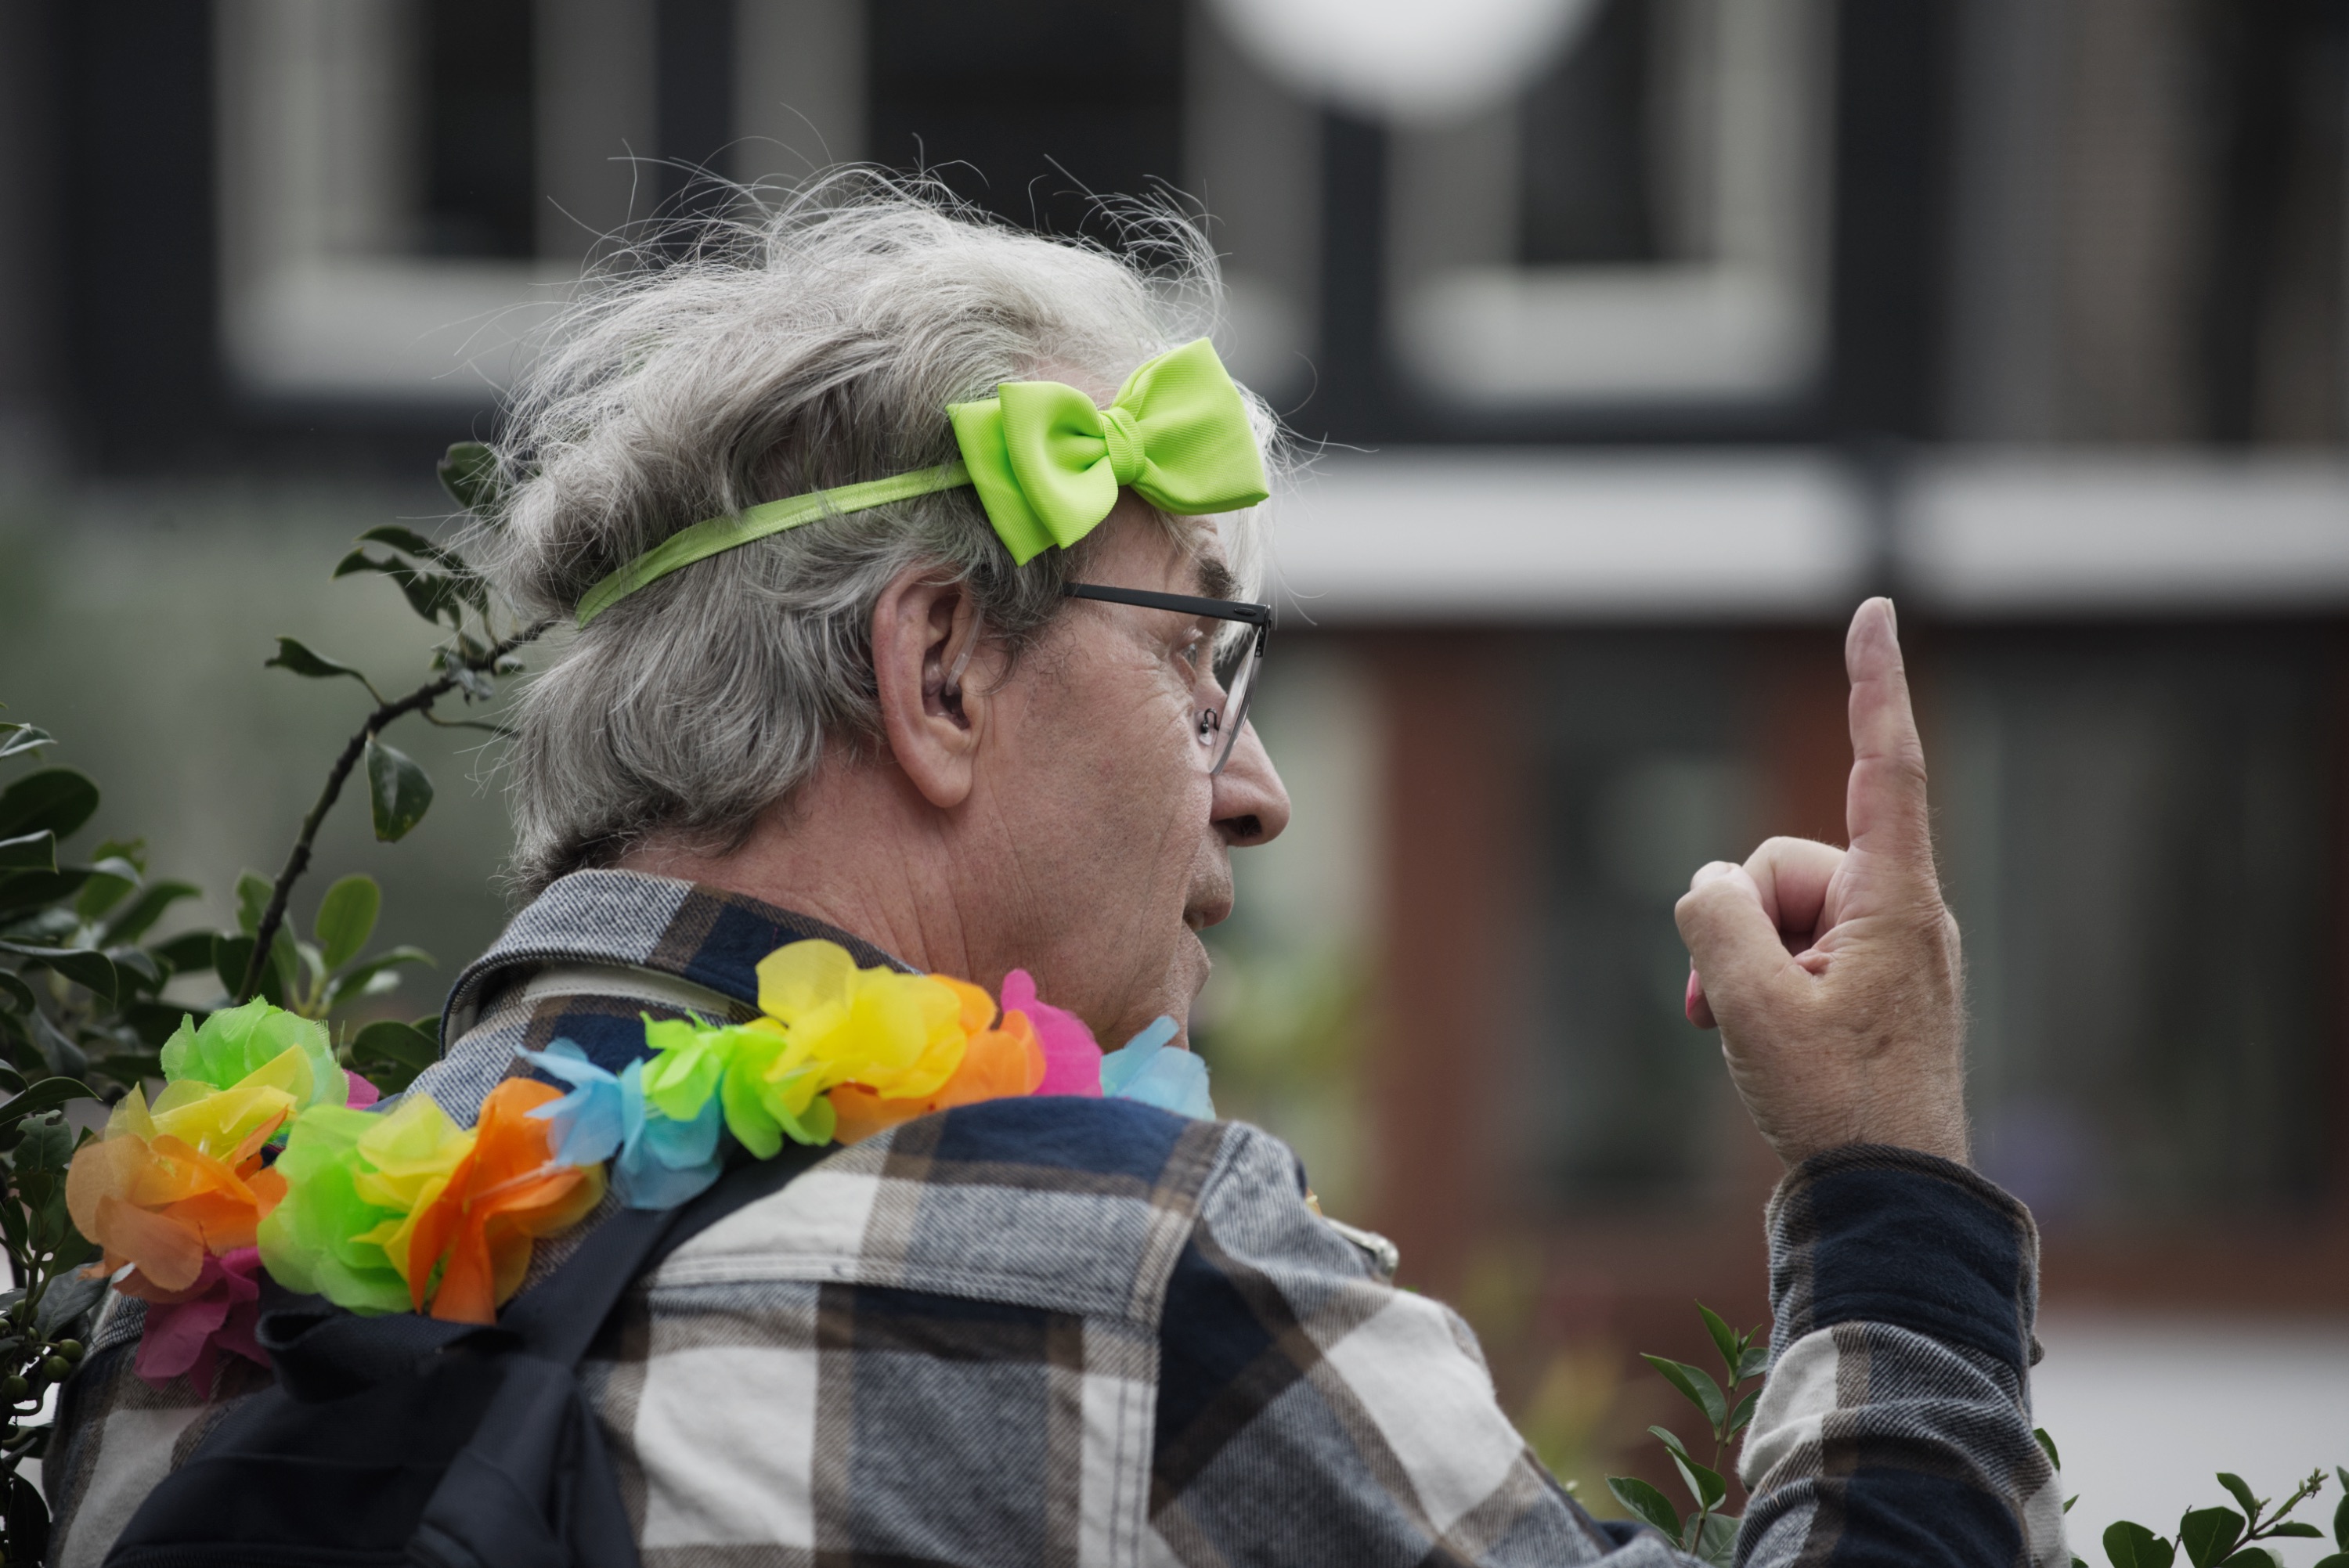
[{"x1": 1674, "y1": 598, "x2": 1968, "y2": 1167}]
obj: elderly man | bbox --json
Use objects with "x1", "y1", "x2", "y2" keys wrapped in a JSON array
[{"x1": 49, "y1": 186, "x2": 2057, "y2": 1567}]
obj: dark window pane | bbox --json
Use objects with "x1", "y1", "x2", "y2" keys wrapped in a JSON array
[
  {"x1": 1518, "y1": 0, "x2": 1665, "y2": 266},
  {"x1": 421, "y1": 0, "x2": 536, "y2": 258},
  {"x1": 1936, "y1": 629, "x2": 2335, "y2": 1225},
  {"x1": 866, "y1": 0, "x2": 1183, "y2": 244},
  {"x1": 1527, "y1": 633, "x2": 1751, "y2": 1208}
]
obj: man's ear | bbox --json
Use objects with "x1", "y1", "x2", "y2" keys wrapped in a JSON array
[{"x1": 870, "y1": 565, "x2": 991, "y2": 809}]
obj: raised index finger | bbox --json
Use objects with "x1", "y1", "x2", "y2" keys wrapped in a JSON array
[{"x1": 1843, "y1": 597, "x2": 1932, "y2": 867}]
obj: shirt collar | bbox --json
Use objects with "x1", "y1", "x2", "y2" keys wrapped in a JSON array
[{"x1": 441, "y1": 867, "x2": 912, "y2": 1040}]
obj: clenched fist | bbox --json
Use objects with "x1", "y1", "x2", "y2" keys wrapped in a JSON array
[{"x1": 1676, "y1": 597, "x2": 1968, "y2": 1168}]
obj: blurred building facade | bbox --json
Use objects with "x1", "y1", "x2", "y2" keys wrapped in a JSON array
[{"x1": 4, "y1": 0, "x2": 2349, "y2": 1484}]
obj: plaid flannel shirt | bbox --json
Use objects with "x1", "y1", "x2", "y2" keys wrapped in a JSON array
[{"x1": 48, "y1": 870, "x2": 2066, "y2": 1568}]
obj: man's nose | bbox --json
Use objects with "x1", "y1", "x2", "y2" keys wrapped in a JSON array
[{"x1": 1211, "y1": 723, "x2": 1290, "y2": 846}]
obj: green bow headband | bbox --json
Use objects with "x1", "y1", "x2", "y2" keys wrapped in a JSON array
[{"x1": 574, "y1": 337, "x2": 1269, "y2": 627}]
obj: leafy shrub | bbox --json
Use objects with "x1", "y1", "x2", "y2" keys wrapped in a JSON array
[
  {"x1": 1618, "y1": 1306, "x2": 2348, "y2": 1568},
  {"x1": 0, "y1": 444, "x2": 531, "y2": 1562}
]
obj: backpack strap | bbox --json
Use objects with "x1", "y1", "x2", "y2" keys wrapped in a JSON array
[
  {"x1": 503, "y1": 1144, "x2": 829, "y2": 1367},
  {"x1": 110, "y1": 1146, "x2": 835, "y2": 1568}
]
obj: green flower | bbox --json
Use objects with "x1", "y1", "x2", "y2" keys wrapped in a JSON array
[
  {"x1": 161, "y1": 997, "x2": 347, "y2": 1111},
  {"x1": 254, "y1": 1105, "x2": 412, "y2": 1315}
]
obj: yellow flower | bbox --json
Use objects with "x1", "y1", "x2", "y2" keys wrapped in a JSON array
[
  {"x1": 755, "y1": 940, "x2": 969, "y2": 1101},
  {"x1": 348, "y1": 1095, "x2": 478, "y2": 1279}
]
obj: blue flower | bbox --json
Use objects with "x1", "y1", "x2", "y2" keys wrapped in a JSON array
[
  {"x1": 517, "y1": 1040, "x2": 725, "y2": 1209},
  {"x1": 615, "y1": 1058, "x2": 724, "y2": 1209},
  {"x1": 518, "y1": 1041, "x2": 624, "y2": 1165},
  {"x1": 1099, "y1": 1017, "x2": 1214, "y2": 1119}
]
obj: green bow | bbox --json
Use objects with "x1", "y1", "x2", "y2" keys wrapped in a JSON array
[
  {"x1": 947, "y1": 337, "x2": 1270, "y2": 564},
  {"x1": 573, "y1": 339, "x2": 1267, "y2": 627}
]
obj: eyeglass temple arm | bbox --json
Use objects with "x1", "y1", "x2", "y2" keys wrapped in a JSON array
[{"x1": 1063, "y1": 582, "x2": 1272, "y2": 627}]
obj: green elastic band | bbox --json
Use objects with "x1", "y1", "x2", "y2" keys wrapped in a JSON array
[{"x1": 573, "y1": 461, "x2": 974, "y2": 628}]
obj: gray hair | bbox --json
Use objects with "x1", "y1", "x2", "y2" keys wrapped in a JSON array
[{"x1": 475, "y1": 174, "x2": 1283, "y2": 895}]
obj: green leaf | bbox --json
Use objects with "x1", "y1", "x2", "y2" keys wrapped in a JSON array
[
  {"x1": 264, "y1": 636, "x2": 373, "y2": 688},
  {"x1": 324, "y1": 944, "x2": 435, "y2": 1011},
  {"x1": 348, "y1": 1018, "x2": 439, "y2": 1094},
  {"x1": 1642, "y1": 1354, "x2": 1728, "y2": 1430},
  {"x1": 1735, "y1": 1340, "x2": 1772, "y2": 1382},
  {"x1": 0, "y1": 767, "x2": 99, "y2": 843},
  {"x1": 1606, "y1": 1476, "x2": 1681, "y2": 1541},
  {"x1": 110, "y1": 944, "x2": 164, "y2": 994},
  {"x1": 2105, "y1": 1521, "x2": 2177, "y2": 1568},
  {"x1": 0, "y1": 941, "x2": 117, "y2": 1004},
  {"x1": 1726, "y1": 1390, "x2": 1760, "y2": 1436},
  {"x1": 115, "y1": 1000, "x2": 188, "y2": 1049},
  {"x1": 2215, "y1": 1476, "x2": 2260, "y2": 1522},
  {"x1": 269, "y1": 924, "x2": 301, "y2": 1004},
  {"x1": 25, "y1": 1007, "x2": 88, "y2": 1078},
  {"x1": 150, "y1": 929, "x2": 219, "y2": 976},
  {"x1": 2267, "y1": 1524, "x2": 2325, "y2": 1539},
  {"x1": 365, "y1": 737, "x2": 433, "y2": 842},
  {"x1": 1698, "y1": 1303, "x2": 1741, "y2": 1377},
  {"x1": 211, "y1": 933, "x2": 283, "y2": 1007},
  {"x1": 1667, "y1": 1447, "x2": 1727, "y2": 1512},
  {"x1": 2034, "y1": 1428, "x2": 2062, "y2": 1472},
  {"x1": 2216, "y1": 1550, "x2": 2280, "y2": 1568},
  {"x1": 0, "y1": 971, "x2": 31, "y2": 1015},
  {"x1": 437, "y1": 440, "x2": 503, "y2": 515},
  {"x1": 1692, "y1": 1511, "x2": 1738, "y2": 1567},
  {"x1": 2179, "y1": 1508, "x2": 2245, "y2": 1568},
  {"x1": 212, "y1": 931, "x2": 248, "y2": 998},
  {"x1": 0, "y1": 723, "x2": 55, "y2": 761},
  {"x1": 236, "y1": 870, "x2": 273, "y2": 935},
  {"x1": 101, "y1": 878, "x2": 200, "y2": 945},
  {"x1": 355, "y1": 524, "x2": 479, "y2": 595},
  {"x1": 312, "y1": 874, "x2": 382, "y2": 971},
  {"x1": 8, "y1": 1469, "x2": 49, "y2": 1565},
  {"x1": 2336, "y1": 1482, "x2": 2348, "y2": 1551},
  {"x1": 0, "y1": 831, "x2": 55, "y2": 871},
  {"x1": 334, "y1": 550, "x2": 466, "y2": 627},
  {"x1": 34, "y1": 1270, "x2": 105, "y2": 1340},
  {"x1": 0, "y1": 868, "x2": 91, "y2": 921},
  {"x1": 15, "y1": 1107, "x2": 74, "y2": 1174},
  {"x1": 1647, "y1": 1425, "x2": 1690, "y2": 1462},
  {"x1": 0, "y1": 1058, "x2": 26, "y2": 1095},
  {"x1": 0, "y1": 1077, "x2": 92, "y2": 1130},
  {"x1": 74, "y1": 856, "x2": 140, "y2": 923},
  {"x1": 2308, "y1": 1556, "x2": 2349, "y2": 1568}
]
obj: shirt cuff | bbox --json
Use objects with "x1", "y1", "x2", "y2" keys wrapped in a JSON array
[{"x1": 1765, "y1": 1144, "x2": 2040, "y2": 1372}]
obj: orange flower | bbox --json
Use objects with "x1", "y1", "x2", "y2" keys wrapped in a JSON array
[
  {"x1": 66, "y1": 1093, "x2": 287, "y2": 1295},
  {"x1": 830, "y1": 999, "x2": 1048, "y2": 1144},
  {"x1": 395, "y1": 1080, "x2": 608, "y2": 1323}
]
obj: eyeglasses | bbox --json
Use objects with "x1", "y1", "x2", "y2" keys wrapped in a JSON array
[{"x1": 1063, "y1": 582, "x2": 1271, "y2": 775}]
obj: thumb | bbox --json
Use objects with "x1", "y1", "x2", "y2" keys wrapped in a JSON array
[{"x1": 1675, "y1": 862, "x2": 1806, "y2": 1025}]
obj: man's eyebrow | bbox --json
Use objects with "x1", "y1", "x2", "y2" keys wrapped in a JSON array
[{"x1": 1194, "y1": 557, "x2": 1239, "y2": 602}]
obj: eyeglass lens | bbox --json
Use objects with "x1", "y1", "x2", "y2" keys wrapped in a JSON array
[{"x1": 1205, "y1": 630, "x2": 1262, "y2": 776}]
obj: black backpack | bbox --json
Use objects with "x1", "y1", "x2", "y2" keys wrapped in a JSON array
[{"x1": 103, "y1": 1148, "x2": 821, "y2": 1568}]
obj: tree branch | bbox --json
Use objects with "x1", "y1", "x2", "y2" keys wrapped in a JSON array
[{"x1": 236, "y1": 622, "x2": 550, "y2": 1004}]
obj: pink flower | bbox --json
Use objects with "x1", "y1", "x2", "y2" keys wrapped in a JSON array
[
  {"x1": 119, "y1": 1246, "x2": 267, "y2": 1391},
  {"x1": 344, "y1": 1072, "x2": 382, "y2": 1110},
  {"x1": 1001, "y1": 970, "x2": 1101, "y2": 1097}
]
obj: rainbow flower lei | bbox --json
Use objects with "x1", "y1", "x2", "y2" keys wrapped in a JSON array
[{"x1": 69, "y1": 940, "x2": 1210, "y2": 1386}]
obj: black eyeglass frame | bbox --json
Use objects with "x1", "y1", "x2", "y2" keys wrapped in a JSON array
[{"x1": 1063, "y1": 582, "x2": 1271, "y2": 775}]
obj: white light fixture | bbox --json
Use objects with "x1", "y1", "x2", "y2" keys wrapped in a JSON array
[{"x1": 1205, "y1": 0, "x2": 1603, "y2": 123}]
